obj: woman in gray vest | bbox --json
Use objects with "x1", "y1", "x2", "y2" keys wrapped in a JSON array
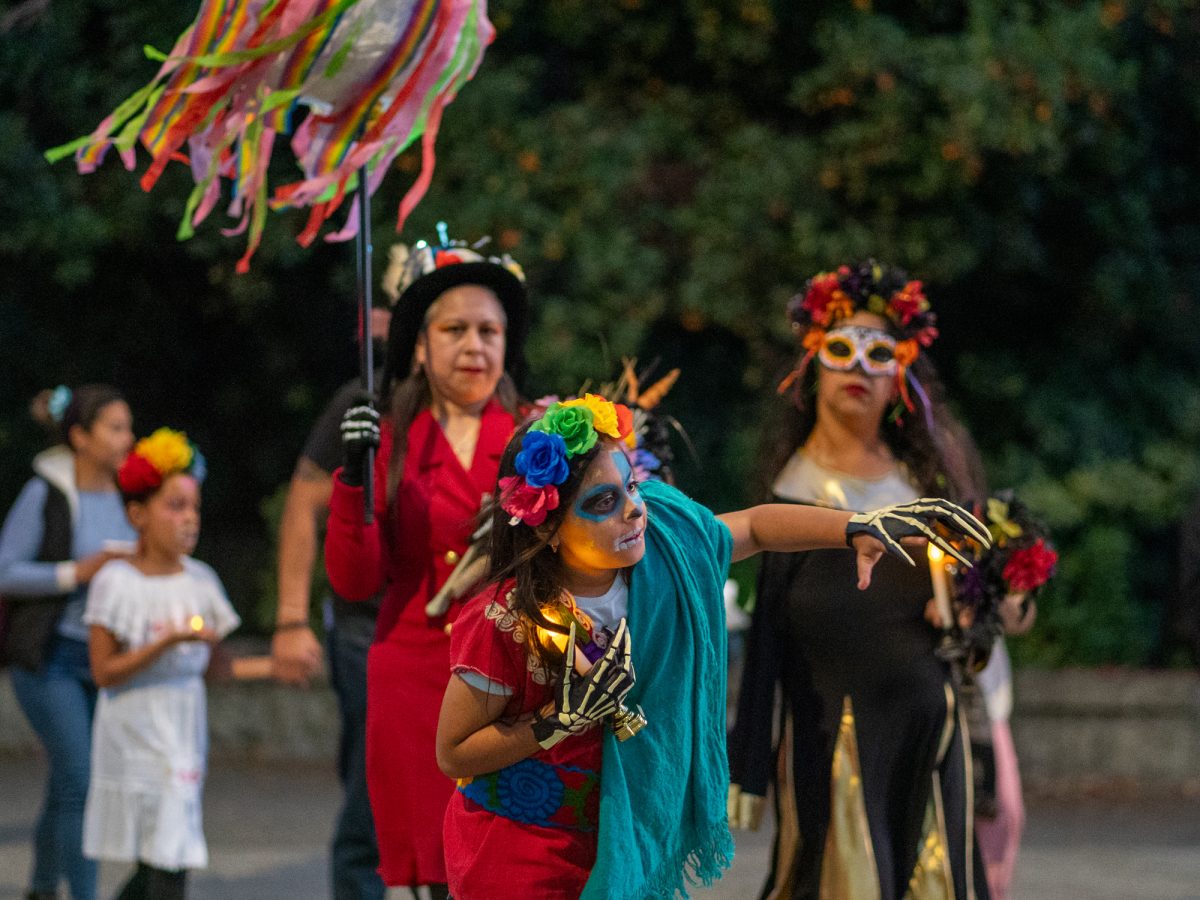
[{"x1": 0, "y1": 385, "x2": 136, "y2": 900}]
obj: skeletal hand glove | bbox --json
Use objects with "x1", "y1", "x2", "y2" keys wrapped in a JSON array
[
  {"x1": 532, "y1": 618, "x2": 635, "y2": 750},
  {"x1": 846, "y1": 498, "x2": 991, "y2": 566},
  {"x1": 339, "y1": 400, "x2": 381, "y2": 487}
]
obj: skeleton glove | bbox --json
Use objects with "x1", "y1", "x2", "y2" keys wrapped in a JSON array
[
  {"x1": 339, "y1": 400, "x2": 381, "y2": 487},
  {"x1": 845, "y1": 498, "x2": 992, "y2": 566},
  {"x1": 532, "y1": 618, "x2": 636, "y2": 750}
]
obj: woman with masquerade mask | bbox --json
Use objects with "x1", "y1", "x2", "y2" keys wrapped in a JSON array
[
  {"x1": 728, "y1": 261, "x2": 992, "y2": 900},
  {"x1": 323, "y1": 227, "x2": 528, "y2": 898}
]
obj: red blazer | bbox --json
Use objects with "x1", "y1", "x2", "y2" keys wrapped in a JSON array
[{"x1": 325, "y1": 398, "x2": 515, "y2": 643}]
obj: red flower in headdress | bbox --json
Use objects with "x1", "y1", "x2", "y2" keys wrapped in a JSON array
[
  {"x1": 499, "y1": 476, "x2": 560, "y2": 527},
  {"x1": 435, "y1": 250, "x2": 463, "y2": 268},
  {"x1": 916, "y1": 325, "x2": 940, "y2": 347},
  {"x1": 1003, "y1": 539, "x2": 1059, "y2": 593},
  {"x1": 801, "y1": 273, "x2": 847, "y2": 327},
  {"x1": 614, "y1": 403, "x2": 634, "y2": 442},
  {"x1": 118, "y1": 453, "x2": 162, "y2": 497},
  {"x1": 889, "y1": 280, "x2": 927, "y2": 326}
]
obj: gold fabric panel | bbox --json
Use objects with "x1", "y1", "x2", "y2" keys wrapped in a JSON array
[
  {"x1": 765, "y1": 714, "x2": 800, "y2": 900},
  {"x1": 818, "y1": 696, "x2": 881, "y2": 900},
  {"x1": 903, "y1": 772, "x2": 954, "y2": 900}
]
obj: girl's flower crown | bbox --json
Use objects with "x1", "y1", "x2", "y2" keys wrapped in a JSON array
[
  {"x1": 118, "y1": 427, "x2": 207, "y2": 498},
  {"x1": 500, "y1": 394, "x2": 634, "y2": 527},
  {"x1": 781, "y1": 259, "x2": 941, "y2": 427}
]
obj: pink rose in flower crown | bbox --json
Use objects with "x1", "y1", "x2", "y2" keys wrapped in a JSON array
[
  {"x1": 1002, "y1": 538, "x2": 1059, "y2": 593},
  {"x1": 499, "y1": 476, "x2": 560, "y2": 527}
]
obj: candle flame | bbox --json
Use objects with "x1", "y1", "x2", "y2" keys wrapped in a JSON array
[{"x1": 927, "y1": 544, "x2": 945, "y2": 564}]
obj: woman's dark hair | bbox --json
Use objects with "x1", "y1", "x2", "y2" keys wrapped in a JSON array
[
  {"x1": 30, "y1": 384, "x2": 126, "y2": 449},
  {"x1": 480, "y1": 422, "x2": 614, "y2": 671},
  {"x1": 761, "y1": 349, "x2": 986, "y2": 502}
]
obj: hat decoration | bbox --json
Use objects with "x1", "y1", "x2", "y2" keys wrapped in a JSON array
[{"x1": 381, "y1": 221, "x2": 524, "y2": 306}]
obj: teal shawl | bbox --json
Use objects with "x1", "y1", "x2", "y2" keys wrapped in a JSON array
[{"x1": 581, "y1": 481, "x2": 734, "y2": 899}]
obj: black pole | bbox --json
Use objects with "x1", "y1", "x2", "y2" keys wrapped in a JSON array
[{"x1": 355, "y1": 167, "x2": 375, "y2": 525}]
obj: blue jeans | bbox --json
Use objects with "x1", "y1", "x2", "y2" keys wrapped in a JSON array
[
  {"x1": 10, "y1": 636, "x2": 98, "y2": 900},
  {"x1": 325, "y1": 606, "x2": 385, "y2": 900}
]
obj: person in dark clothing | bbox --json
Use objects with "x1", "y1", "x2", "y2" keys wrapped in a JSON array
[
  {"x1": 269, "y1": 306, "x2": 390, "y2": 900},
  {"x1": 728, "y1": 262, "x2": 991, "y2": 900}
]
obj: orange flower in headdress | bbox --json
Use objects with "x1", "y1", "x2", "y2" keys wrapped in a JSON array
[{"x1": 894, "y1": 339, "x2": 920, "y2": 368}]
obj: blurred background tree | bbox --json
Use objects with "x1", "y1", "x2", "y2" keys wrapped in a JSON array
[{"x1": 2, "y1": 0, "x2": 1197, "y2": 663}]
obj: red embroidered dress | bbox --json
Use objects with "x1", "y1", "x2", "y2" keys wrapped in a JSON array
[{"x1": 444, "y1": 582, "x2": 603, "y2": 900}]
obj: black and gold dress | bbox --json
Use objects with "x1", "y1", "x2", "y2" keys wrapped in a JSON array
[{"x1": 728, "y1": 453, "x2": 986, "y2": 900}]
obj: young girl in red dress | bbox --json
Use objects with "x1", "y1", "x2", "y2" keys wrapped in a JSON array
[{"x1": 435, "y1": 393, "x2": 989, "y2": 900}]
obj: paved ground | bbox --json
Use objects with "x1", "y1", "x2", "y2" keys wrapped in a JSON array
[{"x1": 3, "y1": 754, "x2": 1199, "y2": 899}]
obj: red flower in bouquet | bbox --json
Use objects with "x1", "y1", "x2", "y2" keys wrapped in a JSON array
[{"x1": 1003, "y1": 538, "x2": 1058, "y2": 593}]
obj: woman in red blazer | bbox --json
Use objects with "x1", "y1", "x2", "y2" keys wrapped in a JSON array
[{"x1": 325, "y1": 231, "x2": 527, "y2": 898}]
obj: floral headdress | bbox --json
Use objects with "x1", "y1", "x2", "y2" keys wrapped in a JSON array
[
  {"x1": 781, "y1": 259, "x2": 940, "y2": 426},
  {"x1": 117, "y1": 427, "x2": 207, "y2": 499},
  {"x1": 501, "y1": 394, "x2": 634, "y2": 527}
]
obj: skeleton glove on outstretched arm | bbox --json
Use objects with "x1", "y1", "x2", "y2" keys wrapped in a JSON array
[
  {"x1": 531, "y1": 619, "x2": 636, "y2": 750},
  {"x1": 845, "y1": 498, "x2": 992, "y2": 566},
  {"x1": 339, "y1": 401, "x2": 381, "y2": 487}
]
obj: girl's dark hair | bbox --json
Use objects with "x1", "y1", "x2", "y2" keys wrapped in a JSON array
[
  {"x1": 382, "y1": 369, "x2": 521, "y2": 500},
  {"x1": 30, "y1": 384, "x2": 126, "y2": 449},
  {"x1": 761, "y1": 351, "x2": 986, "y2": 502},
  {"x1": 480, "y1": 422, "x2": 612, "y2": 671}
]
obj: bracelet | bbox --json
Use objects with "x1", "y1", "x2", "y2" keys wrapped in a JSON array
[{"x1": 274, "y1": 620, "x2": 311, "y2": 633}]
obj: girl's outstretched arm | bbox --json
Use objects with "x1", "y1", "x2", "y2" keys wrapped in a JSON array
[
  {"x1": 719, "y1": 498, "x2": 990, "y2": 589},
  {"x1": 436, "y1": 675, "x2": 543, "y2": 779},
  {"x1": 89, "y1": 624, "x2": 208, "y2": 688}
]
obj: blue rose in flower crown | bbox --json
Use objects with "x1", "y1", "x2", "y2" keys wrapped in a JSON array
[{"x1": 514, "y1": 431, "x2": 570, "y2": 489}]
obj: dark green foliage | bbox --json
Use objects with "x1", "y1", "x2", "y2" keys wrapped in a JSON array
[{"x1": 1, "y1": 1, "x2": 1197, "y2": 660}]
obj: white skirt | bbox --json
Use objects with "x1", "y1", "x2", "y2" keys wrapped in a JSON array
[{"x1": 83, "y1": 675, "x2": 209, "y2": 870}]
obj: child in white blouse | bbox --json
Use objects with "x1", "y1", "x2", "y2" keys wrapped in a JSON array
[{"x1": 82, "y1": 429, "x2": 269, "y2": 900}]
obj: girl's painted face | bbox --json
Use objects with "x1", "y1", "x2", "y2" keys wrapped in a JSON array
[
  {"x1": 814, "y1": 311, "x2": 896, "y2": 424},
  {"x1": 133, "y1": 474, "x2": 201, "y2": 559},
  {"x1": 556, "y1": 444, "x2": 648, "y2": 579},
  {"x1": 416, "y1": 285, "x2": 507, "y2": 409},
  {"x1": 72, "y1": 401, "x2": 134, "y2": 473}
]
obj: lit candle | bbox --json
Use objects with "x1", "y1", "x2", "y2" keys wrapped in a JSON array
[
  {"x1": 189, "y1": 615, "x2": 205, "y2": 632},
  {"x1": 927, "y1": 544, "x2": 952, "y2": 632}
]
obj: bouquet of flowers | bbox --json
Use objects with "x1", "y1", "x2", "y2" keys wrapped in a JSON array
[{"x1": 952, "y1": 489, "x2": 1058, "y2": 665}]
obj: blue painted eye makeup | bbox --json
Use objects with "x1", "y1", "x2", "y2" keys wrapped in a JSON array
[
  {"x1": 574, "y1": 484, "x2": 620, "y2": 522},
  {"x1": 572, "y1": 451, "x2": 644, "y2": 522}
]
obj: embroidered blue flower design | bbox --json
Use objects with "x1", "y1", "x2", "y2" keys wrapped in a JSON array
[{"x1": 496, "y1": 758, "x2": 565, "y2": 825}]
